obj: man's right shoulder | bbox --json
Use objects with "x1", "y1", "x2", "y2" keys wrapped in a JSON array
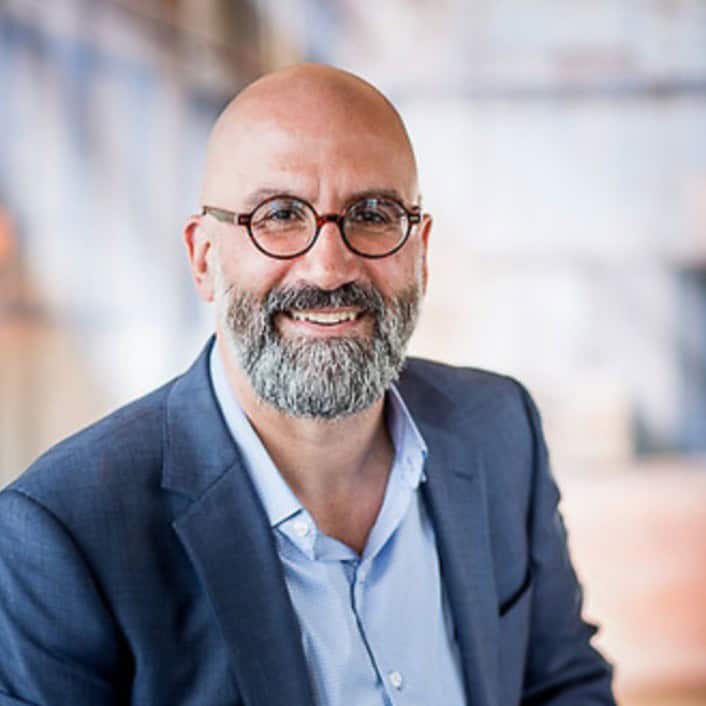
[{"x1": 3, "y1": 376, "x2": 178, "y2": 512}]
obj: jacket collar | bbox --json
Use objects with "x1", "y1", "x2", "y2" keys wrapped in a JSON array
[
  {"x1": 162, "y1": 340, "x2": 499, "y2": 706},
  {"x1": 161, "y1": 337, "x2": 238, "y2": 499}
]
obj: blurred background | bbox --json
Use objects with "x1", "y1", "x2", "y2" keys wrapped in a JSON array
[{"x1": 1, "y1": 0, "x2": 705, "y2": 703}]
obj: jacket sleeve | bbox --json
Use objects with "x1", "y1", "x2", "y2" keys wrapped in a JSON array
[
  {"x1": 0, "y1": 489, "x2": 129, "y2": 706},
  {"x1": 518, "y1": 384, "x2": 617, "y2": 706}
]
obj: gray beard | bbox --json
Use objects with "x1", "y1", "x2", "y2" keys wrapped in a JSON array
[{"x1": 219, "y1": 281, "x2": 421, "y2": 419}]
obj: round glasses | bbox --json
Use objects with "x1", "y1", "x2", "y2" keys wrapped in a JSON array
[{"x1": 202, "y1": 194, "x2": 422, "y2": 260}]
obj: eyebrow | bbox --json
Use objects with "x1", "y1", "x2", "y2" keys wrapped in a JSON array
[
  {"x1": 240, "y1": 186, "x2": 412, "y2": 211},
  {"x1": 240, "y1": 188, "x2": 291, "y2": 211},
  {"x1": 346, "y1": 188, "x2": 408, "y2": 204}
]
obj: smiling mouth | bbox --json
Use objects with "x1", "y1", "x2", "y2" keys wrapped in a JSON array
[{"x1": 284, "y1": 309, "x2": 364, "y2": 326}]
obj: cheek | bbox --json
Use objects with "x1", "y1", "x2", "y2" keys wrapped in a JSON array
[
  {"x1": 216, "y1": 239, "x2": 291, "y2": 297},
  {"x1": 367, "y1": 248, "x2": 425, "y2": 297}
]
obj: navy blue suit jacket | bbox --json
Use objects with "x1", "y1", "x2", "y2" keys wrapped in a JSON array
[{"x1": 0, "y1": 340, "x2": 615, "y2": 705}]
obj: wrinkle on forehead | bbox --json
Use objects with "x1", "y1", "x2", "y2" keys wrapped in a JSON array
[{"x1": 200, "y1": 64, "x2": 418, "y2": 206}]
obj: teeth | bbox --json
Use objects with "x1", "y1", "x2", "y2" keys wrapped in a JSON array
[{"x1": 290, "y1": 310, "x2": 359, "y2": 324}]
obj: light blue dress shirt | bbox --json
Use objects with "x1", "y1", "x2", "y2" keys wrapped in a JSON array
[{"x1": 210, "y1": 347, "x2": 466, "y2": 706}]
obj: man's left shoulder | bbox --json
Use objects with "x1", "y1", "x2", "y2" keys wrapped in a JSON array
[{"x1": 398, "y1": 355, "x2": 532, "y2": 424}]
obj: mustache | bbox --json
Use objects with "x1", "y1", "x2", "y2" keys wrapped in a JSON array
[{"x1": 262, "y1": 283, "x2": 385, "y2": 317}]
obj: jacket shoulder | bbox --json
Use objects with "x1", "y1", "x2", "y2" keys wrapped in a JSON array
[
  {"x1": 5, "y1": 378, "x2": 176, "y2": 507},
  {"x1": 399, "y1": 356, "x2": 531, "y2": 417}
]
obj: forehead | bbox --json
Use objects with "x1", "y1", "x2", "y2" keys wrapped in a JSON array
[{"x1": 204, "y1": 111, "x2": 418, "y2": 208}]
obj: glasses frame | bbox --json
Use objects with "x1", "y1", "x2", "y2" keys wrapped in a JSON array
[{"x1": 201, "y1": 193, "x2": 422, "y2": 260}]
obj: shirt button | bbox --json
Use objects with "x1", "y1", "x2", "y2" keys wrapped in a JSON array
[
  {"x1": 388, "y1": 670, "x2": 403, "y2": 690},
  {"x1": 292, "y1": 520, "x2": 310, "y2": 537}
]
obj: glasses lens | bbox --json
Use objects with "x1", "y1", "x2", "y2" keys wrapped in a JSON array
[
  {"x1": 250, "y1": 197, "x2": 316, "y2": 256},
  {"x1": 343, "y1": 197, "x2": 408, "y2": 256}
]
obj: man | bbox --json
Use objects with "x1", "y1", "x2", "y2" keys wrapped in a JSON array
[{"x1": 0, "y1": 65, "x2": 615, "y2": 706}]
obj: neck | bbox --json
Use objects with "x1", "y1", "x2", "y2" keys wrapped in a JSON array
[{"x1": 216, "y1": 335, "x2": 392, "y2": 503}]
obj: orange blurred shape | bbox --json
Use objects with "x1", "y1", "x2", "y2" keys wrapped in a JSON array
[
  {"x1": 0, "y1": 207, "x2": 17, "y2": 268},
  {"x1": 561, "y1": 461, "x2": 706, "y2": 701}
]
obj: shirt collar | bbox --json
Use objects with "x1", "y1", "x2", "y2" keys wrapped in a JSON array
[
  {"x1": 210, "y1": 343, "x2": 302, "y2": 527},
  {"x1": 385, "y1": 383, "x2": 428, "y2": 488},
  {"x1": 209, "y1": 343, "x2": 428, "y2": 529}
]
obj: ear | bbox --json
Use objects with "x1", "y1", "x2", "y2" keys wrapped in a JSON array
[
  {"x1": 419, "y1": 213, "x2": 432, "y2": 294},
  {"x1": 183, "y1": 215, "x2": 216, "y2": 302}
]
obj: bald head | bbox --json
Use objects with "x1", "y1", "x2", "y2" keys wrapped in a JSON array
[{"x1": 200, "y1": 64, "x2": 419, "y2": 206}]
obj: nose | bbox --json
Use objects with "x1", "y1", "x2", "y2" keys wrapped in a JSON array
[{"x1": 295, "y1": 217, "x2": 363, "y2": 290}]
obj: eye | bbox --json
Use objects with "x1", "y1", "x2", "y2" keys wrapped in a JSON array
[
  {"x1": 268, "y1": 208, "x2": 297, "y2": 221},
  {"x1": 264, "y1": 203, "x2": 306, "y2": 221},
  {"x1": 252, "y1": 198, "x2": 310, "y2": 229},
  {"x1": 347, "y1": 198, "x2": 403, "y2": 227},
  {"x1": 353, "y1": 208, "x2": 388, "y2": 224}
]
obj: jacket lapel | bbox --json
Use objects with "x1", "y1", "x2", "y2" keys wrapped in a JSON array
[
  {"x1": 400, "y1": 369, "x2": 500, "y2": 706},
  {"x1": 162, "y1": 340, "x2": 315, "y2": 706}
]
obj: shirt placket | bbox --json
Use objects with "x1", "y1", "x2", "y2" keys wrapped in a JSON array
[
  {"x1": 340, "y1": 558, "x2": 394, "y2": 706},
  {"x1": 343, "y1": 464, "x2": 421, "y2": 705}
]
